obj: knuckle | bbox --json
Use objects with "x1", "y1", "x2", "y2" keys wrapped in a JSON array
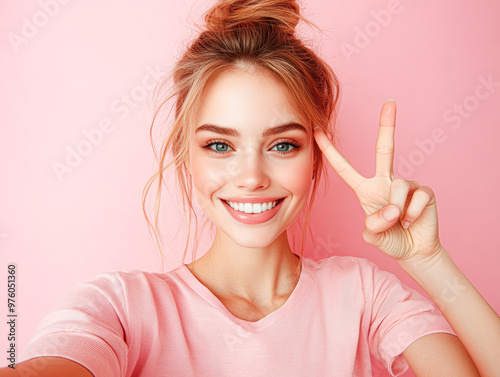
[
  {"x1": 361, "y1": 229, "x2": 371, "y2": 242},
  {"x1": 375, "y1": 145, "x2": 393, "y2": 155},
  {"x1": 420, "y1": 185, "x2": 433, "y2": 193},
  {"x1": 334, "y1": 159, "x2": 349, "y2": 173},
  {"x1": 414, "y1": 187, "x2": 432, "y2": 201},
  {"x1": 392, "y1": 178, "x2": 409, "y2": 189},
  {"x1": 364, "y1": 216, "x2": 376, "y2": 232}
]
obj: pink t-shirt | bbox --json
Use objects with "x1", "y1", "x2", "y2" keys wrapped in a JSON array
[{"x1": 20, "y1": 255, "x2": 455, "y2": 376}]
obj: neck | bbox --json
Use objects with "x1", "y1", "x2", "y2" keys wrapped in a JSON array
[{"x1": 186, "y1": 230, "x2": 301, "y2": 306}]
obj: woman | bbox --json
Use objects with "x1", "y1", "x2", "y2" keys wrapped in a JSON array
[{"x1": 3, "y1": 0, "x2": 499, "y2": 376}]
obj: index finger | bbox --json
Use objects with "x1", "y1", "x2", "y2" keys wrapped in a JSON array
[{"x1": 314, "y1": 128, "x2": 364, "y2": 189}]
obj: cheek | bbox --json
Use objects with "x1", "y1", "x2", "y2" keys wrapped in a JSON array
[
  {"x1": 274, "y1": 152, "x2": 314, "y2": 196},
  {"x1": 190, "y1": 147, "x2": 231, "y2": 197}
]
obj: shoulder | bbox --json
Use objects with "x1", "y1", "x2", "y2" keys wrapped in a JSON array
[
  {"x1": 57, "y1": 267, "x2": 186, "y2": 310},
  {"x1": 303, "y1": 254, "x2": 384, "y2": 279},
  {"x1": 84, "y1": 268, "x2": 180, "y2": 286},
  {"x1": 302, "y1": 255, "x2": 409, "y2": 298},
  {"x1": 81, "y1": 266, "x2": 185, "y2": 288}
]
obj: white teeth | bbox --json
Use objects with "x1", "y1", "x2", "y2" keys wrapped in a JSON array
[{"x1": 226, "y1": 200, "x2": 279, "y2": 214}]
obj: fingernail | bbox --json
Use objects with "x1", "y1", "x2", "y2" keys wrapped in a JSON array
[
  {"x1": 402, "y1": 221, "x2": 410, "y2": 229},
  {"x1": 382, "y1": 205, "x2": 399, "y2": 222},
  {"x1": 387, "y1": 99, "x2": 396, "y2": 103},
  {"x1": 314, "y1": 126, "x2": 320, "y2": 130}
]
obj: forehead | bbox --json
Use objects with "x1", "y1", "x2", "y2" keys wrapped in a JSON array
[{"x1": 193, "y1": 68, "x2": 303, "y2": 130}]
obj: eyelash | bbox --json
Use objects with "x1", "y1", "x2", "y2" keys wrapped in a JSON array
[{"x1": 202, "y1": 139, "x2": 303, "y2": 156}]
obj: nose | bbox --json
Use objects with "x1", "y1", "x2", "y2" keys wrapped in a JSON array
[{"x1": 232, "y1": 148, "x2": 271, "y2": 191}]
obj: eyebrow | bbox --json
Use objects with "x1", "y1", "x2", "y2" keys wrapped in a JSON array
[{"x1": 195, "y1": 122, "x2": 308, "y2": 137}]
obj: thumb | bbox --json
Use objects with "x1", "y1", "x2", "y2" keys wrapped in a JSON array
[
  {"x1": 381, "y1": 204, "x2": 400, "y2": 223},
  {"x1": 363, "y1": 204, "x2": 400, "y2": 241}
]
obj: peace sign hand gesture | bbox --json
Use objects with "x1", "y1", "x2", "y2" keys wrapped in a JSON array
[{"x1": 314, "y1": 101, "x2": 443, "y2": 261}]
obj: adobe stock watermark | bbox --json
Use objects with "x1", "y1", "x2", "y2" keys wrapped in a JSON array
[
  {"x1": 311, "y1": 234, "x2": 341, "y2": 260},
  {"x1": 223, "y1": 324, "x2": 251, "y2": 353},
  {"x1": 384, "y1": 314, "x2": 439, "y2": 368},
  {"x1": 8, "y1": 0, "x2": 73, "y2": 54},
  {"x1": 51, "y1": 64, "x2": 166, "y2": 182},
  {"x1": 396, "y1": 74, "x2": 499, "y2": 177},
  {"x1": 438, "y1": 277, "x2": 468, "y2": 304},
  {"x1": 340, "y1": 0, "x2": 412, "y2": 62}
]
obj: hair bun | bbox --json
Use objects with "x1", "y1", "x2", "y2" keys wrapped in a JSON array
[{"x1": 204, "y1": 0, "x2": 301, "y2": 35}]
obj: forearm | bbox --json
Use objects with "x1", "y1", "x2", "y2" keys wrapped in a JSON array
[
  {"x1": 398, "y1": 247, "x2": 500, "y2": 377},
  {"x1": 0, "y1": 358, "x2": 93, "y2": 377}
]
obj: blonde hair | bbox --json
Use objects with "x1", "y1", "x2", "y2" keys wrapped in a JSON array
[{"x1": 142, "y1": 0, "x2": 341, "y2": 272}]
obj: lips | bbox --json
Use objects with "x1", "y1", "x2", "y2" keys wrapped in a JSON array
[
  {"x1": 221, "y1": 197, "x2": 285, "y2": 225},
  {"x1": 221, "y1": 196, "x2": 286, "y2": 204}
]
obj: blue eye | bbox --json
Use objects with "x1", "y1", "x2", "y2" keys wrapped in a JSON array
[
  {"x1": 202, "y1": 139, "x2": 302, "y2": 156},
  {"x1": 211, "y1": 142, "x2": 230, "y2": 153},
  {"x1": 273, "y1": 143, "x2": 293, "y2": 153},
  {"x1": 270, "y1": 141, "x2": 303, "y2": 155}
]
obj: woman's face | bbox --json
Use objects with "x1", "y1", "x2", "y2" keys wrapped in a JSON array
[{"x1": 188, "y1": 67, "x2": 314, "y2": 248}]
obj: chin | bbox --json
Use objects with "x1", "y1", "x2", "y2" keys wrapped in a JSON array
[{"x1": 218, "y1": 225, "x2": 287, "y2": 250}]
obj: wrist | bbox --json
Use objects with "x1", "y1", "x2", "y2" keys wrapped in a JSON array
[
  {"x1": 397, "y1": 244, "x2": 447, "y2": 273},
  {"x1": 397, "y1": 246, "x2": 471, "y2": 306}
]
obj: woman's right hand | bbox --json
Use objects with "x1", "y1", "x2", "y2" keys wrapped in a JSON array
[{"x1": 0, "y1": 357, "x2": 93, "y2": 377}]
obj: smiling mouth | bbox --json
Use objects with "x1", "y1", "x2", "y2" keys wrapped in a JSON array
[
  {"x1": 222, "y1": 198, "x2": 285, "y2": 214},
  {"x1": 221, "y1": 197, "x2": 286, "y2": 225}
]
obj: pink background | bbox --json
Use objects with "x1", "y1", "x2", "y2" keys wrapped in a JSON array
[{"x1": 1, "y1": 0, "x2": 499, "y2": 375}]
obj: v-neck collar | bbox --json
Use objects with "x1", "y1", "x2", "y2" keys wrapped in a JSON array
[{"x1": 176, "y1": 257, "x2": 313, "y2": 332}]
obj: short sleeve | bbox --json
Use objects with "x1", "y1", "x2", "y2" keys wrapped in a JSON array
[
  {"x1": 360, "y1": 259, "x2": 456, "y2": 376},
  {"x1": 20, "y1": 273, "x2": 129, "y2": 377}
]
